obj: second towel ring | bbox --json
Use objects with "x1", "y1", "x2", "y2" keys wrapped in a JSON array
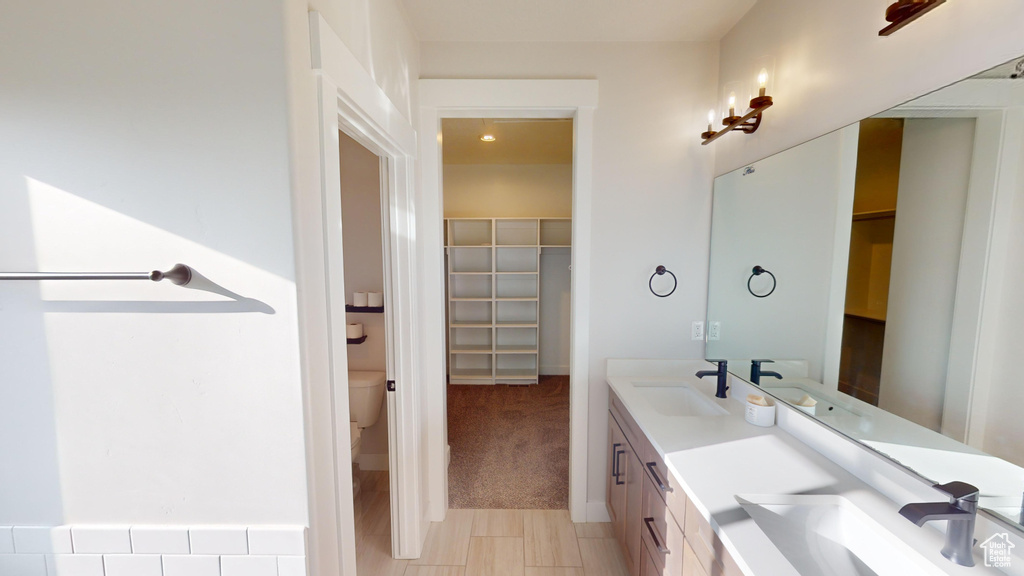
[
  {"x1": 747, "y1": 265, "x2": 776, "y2": 298},
  {"x1": 649, "y1": 265, "x2": 677, "y2": 298}
]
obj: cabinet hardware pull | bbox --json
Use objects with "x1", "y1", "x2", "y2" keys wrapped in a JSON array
[
  {"x1": 612, "y1": 443, "x2": 622, "y2": 478},
  {"x1": 646, "y1": 462, "x2": 673, "y2": 493},
  {"x1": 644, "y1": 517, "x2": 670, "y2": 554},
  {"x1": 614, "y1": 449, "x2": 625, "y2": 485}
]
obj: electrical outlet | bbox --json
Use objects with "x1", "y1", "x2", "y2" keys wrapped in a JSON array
[
  {"x1": 691, "y1": 321, "x2": 704, "y2": 341},
  {"x1": 708, "y1": 321, "x2": 721, "y2": 341}
]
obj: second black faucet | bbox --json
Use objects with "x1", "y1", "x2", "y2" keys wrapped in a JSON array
[{"x1": 696, "y1": 360, "x2": 730, "y2": 398}]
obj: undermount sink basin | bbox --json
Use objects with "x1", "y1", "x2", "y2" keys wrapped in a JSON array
[
  {"x1": 631, "y1": 381, "x2": 729, "y2": 417},
  {"x1": 763, "y1": 386, "x2": 860, "y2": 419},
  {"x1": 736, "y1": 494, "x2": 945, "y2": 576}
]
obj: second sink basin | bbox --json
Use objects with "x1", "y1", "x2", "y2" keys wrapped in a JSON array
[
  {"x1": 632, "y1": 381, "x2": 729, "y2": 417},
  {"x1": 735, "y1": 494, "x2": 945, "y2": 576}
]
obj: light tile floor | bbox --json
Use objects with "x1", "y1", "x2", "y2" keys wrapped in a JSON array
[{"x1": 355, "y1": 470, "x2": 628, "y2": 576}]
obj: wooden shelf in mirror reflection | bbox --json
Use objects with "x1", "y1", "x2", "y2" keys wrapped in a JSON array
[
  {"x1": 844, "y1": 308, "x2": 887, "y2": 323},
  {"x1": 852, "y1": 209, "x2": 896, "y2": 221}
]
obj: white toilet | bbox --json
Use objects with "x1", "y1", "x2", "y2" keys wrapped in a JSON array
[{"x1": 348, "y1": 370, "x2": 386, "y2": 464}]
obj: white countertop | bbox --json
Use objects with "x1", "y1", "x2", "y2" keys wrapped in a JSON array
[{"x1": 606, "y1": 359, "x2": 1003, "y2": 576}]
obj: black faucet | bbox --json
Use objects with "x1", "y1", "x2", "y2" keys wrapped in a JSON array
[
  {"x1": 750, "y1": 359, "x2": 783, "y2": 386},
  {"x1": 696, "y1": 360, "x2": 729, "y2": 398},
  {"x1": 898, "y1": 481, "x2": 978, "y2": 567}
]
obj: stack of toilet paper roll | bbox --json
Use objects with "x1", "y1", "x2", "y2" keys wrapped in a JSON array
[
  {"x1": 353, "y1": 291, "x2": 384, "y2": 308},
  {"x1": 347, "y1": 323, "x2": 363, "y2": 339}
]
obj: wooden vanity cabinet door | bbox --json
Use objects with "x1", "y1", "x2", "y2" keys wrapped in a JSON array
[
  {"x1": 607, "y1": 414, "x2": 628, "y2": 545},
  {"x1": 624, "y1": 447, "x2": 644, "y2": 576}
]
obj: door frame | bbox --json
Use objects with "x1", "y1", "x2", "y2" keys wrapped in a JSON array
[
  {"x1": 304, "y1": 12, "x2": 422, "y2": 575},
  {"x1": 418, "y1": 79, "x2": 599, "y2": 522}
]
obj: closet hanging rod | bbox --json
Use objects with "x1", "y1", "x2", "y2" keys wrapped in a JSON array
[{"x1": 0, "y1": 263, "x2": 193, "y2": 286}]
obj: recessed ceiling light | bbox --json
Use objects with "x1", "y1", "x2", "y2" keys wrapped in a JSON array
[{"x1": 480, "y1": 134, "x2": 496, "y2": 142}]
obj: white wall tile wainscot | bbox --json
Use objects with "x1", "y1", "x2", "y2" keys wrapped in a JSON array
[{"x1": 0, "y1": 525, "x2": 306, "y2": 576}]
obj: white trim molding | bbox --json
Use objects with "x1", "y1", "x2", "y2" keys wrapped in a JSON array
[
  {"x1": 301, "y1": 11, "x2": 423, "y2": 576},
  {"x1": 418, "y1": 79, "x2": 599, "y2": 523}
]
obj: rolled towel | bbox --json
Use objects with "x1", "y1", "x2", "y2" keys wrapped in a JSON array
[
  {"x1": 746, "y1": 394, "x2": 769, "y2": 406},
  {"x1": 796, "y1": 394, "x2": 818, "y2": 407}
]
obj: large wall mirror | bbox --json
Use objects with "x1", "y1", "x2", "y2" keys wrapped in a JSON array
[{"x1": 707, "y1": 55, "x2": 1024, "y2": 530}]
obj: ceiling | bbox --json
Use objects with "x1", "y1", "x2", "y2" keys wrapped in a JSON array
[
  {"x1": 401, "y1": 0, "x2": 758, "y2": 42},
  {"x1": 442, "y1": 119, "x2": 574, "y2": 165}
]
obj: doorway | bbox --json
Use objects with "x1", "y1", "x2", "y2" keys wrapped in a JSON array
[
  {"x1": 337, "y1": 130, "x2": 398, "y2": 571},
  {"x1": 418, "y1": 80, "x2": 599, "y2": 524},
  {"x1": 441, "y1": 118, "x2": 574, "y2": 509},
  {"x1": 839, "y1": 117, "x2": 976, "y2": 431}
]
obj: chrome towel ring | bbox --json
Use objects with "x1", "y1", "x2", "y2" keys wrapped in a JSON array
[
  {"x1": 747, "y1": 265, "x2": 776, "y2": 298},
  {"x1": 649, "y1": 265, "x2": 677, "y2": 298}
]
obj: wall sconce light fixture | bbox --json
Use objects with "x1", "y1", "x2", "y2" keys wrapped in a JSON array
[
  {"x1": 879, "y1": 0, "x2": 945, "y2": 36},
  {"x1": 701, "y1": 69, "x2": 773, "y2": 145}
]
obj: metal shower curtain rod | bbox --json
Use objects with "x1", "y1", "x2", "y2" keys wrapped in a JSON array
[{"x1": 0, "y1": 263, "x2": 194, "y2": 286}]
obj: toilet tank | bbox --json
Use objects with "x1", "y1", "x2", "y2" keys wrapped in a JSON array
[{"x1": 348, "y1": 370, "x2": 386, "y2": 428}]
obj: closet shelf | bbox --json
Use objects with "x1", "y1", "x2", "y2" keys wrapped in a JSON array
[
  {"x1": 347, "y1": 335, "x2": 368, "y2": 345},
  {"x1": 450, "y1": 345, "x2": 493, "y2": 354},
  {"x1": 495, "y1": 368, "x2": 538, "y2": 379},
  {"x1": 450, "y1": 321, "x2": 493, "y2": 328},
  {"x1": 495, "y1": 346, "x2": 539, "y2": 354},
  {"x1": 346, "y1": 305, "x2": 384, "y2": 314}
]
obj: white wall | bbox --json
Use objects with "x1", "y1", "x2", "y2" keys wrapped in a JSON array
[
  {"x1": 706, "y1": 127, "x2": 857, "y2": 383},
  {"x1": 715, "y1": 0, "x2": 1024, "y2": 175},
  {"x1": 421, "y1": 41, "x2": 718, "y2": 508},
  {"x1": 0, "y1": 0, "x2": 306, "y2": 525},
  {"x1": 878, "y1": 119, "x2": 975, "y2": 431},
  {"x1": 0, "y1": 2, "x2": 420, "y2": 575},
  {"x1": 443, "y1": 164, "x2": 573, "y2": 218},
  {"x1": 540, "y1": 250, "x2": 573, "y2": 374}
]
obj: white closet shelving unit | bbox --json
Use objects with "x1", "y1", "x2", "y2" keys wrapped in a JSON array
[{"x1": 445, "y1": 217, "x2": 572, "y2": 384}]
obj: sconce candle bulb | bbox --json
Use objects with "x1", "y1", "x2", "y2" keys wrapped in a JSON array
[
  {"x1": 758, "y1": 69, "x2": 768, "y2": 97},
  {"x1": 728, "y1": 94, "x2": 736, "y2": 117},
  {"x1": 701, "y1": 109, "x2": 718, "y2": 140}
]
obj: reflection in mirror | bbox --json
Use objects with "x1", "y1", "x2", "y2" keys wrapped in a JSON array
[{"x1": 706, "y1": 55, "x2": 1024, "y2": 529}]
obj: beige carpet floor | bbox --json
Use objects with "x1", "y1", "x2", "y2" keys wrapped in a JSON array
[{"x1": 447, "y1": 376, "x2": 570, "y2": 509}]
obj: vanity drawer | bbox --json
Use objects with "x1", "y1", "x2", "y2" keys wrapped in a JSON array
[
  {"x1": 611, "y1": 390, "x2": 646, "y2": 456},
  {"x1": 642, "y1": 442, "x2": 688, "y2": 529},
  {"x1": 641, "y1": 470, "x2": 685, "y2": 575},
  {"x1": 684, "y1": 501, "x2": 742, "y2": 576}
]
